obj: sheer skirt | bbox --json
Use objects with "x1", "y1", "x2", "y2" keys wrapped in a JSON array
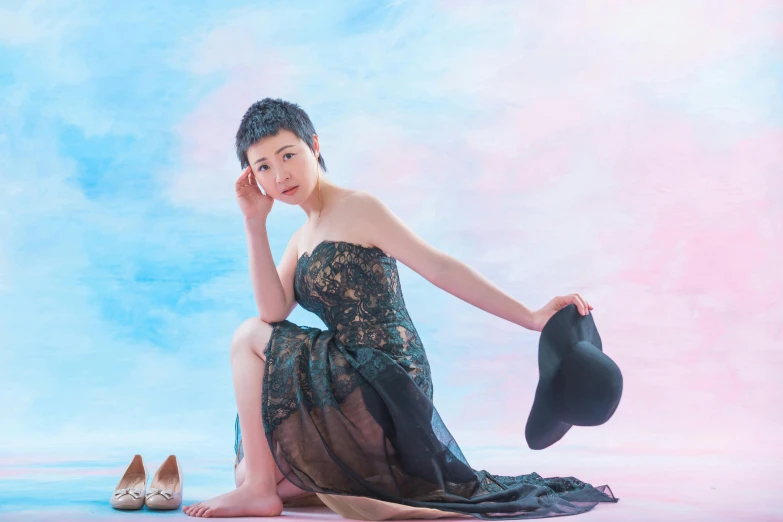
[{"x1": 234, "y1": 322, "x2": 618, "y2": 520}]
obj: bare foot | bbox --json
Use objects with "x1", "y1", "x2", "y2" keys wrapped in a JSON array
[{"x1": 183, "y1": 481, "x2": 283, "y2": 518}]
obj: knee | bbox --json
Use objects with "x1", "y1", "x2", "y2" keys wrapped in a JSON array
[{"x1": 231, "y1": 317, "x2": 273, "y2": 361}]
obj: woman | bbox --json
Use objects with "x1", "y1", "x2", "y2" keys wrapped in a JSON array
[{"x1": 183, "y1": 98, "x2": 615, "y2": 519}]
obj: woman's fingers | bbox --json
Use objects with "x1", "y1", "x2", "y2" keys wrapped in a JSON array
[
  {"x1": 235, "y1": 166, "x2": 253, "y2": 186},
  {"x1": 236, "y1": 165, "x2": 250, "y2": 181},
  {"x1": 236, "y1": 167, "x2": 263, "y2": 196},
  {"x1": 569, "y1": 293, "x2": 588, "y2": 315},
  {"x1": 578, "y1": 294, "x2": 594, "y2": 312}
]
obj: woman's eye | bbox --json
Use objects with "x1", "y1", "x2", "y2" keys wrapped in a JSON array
[{"x1": 258, "y1": 153, "x2": 294, "y2": 172}]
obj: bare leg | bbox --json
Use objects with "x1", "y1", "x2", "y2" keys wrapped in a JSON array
[
  {"x1": 235, "y1": 458, "x2": 313, "y2": 502},
  {"x1": 235, "y1": 454, "x2": 283, "y2": 488},
  {"x1": 235, "y1": 458, "x2": 313, "y2": 503},
  {"x1": 184, "y1": 318, "x2": 284, "y2": 518}
]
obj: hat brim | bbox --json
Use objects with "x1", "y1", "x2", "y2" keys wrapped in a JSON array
[{"x1": 525, "y1": 378, "x2": 572, "y2": 450}]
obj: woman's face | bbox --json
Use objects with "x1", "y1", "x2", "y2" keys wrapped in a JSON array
[{"x1": 245, "y1": 129, "x2": 319, "y2": 201}]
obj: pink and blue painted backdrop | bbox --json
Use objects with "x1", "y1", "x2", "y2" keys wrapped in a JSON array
[{"x1": 1, "y1": 1, "x2": 781, "y2": 520}]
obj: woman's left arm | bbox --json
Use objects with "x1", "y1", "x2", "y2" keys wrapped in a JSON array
[{"x1": 358, "y1": 192, "x2": 540, "y2": 331}]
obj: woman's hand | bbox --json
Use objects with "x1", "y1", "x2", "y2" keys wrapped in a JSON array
[
  {"x1": 531, "y1": 293, "x2": 594, "y2": 332},
  {"x1": 235, "y1": 166, "x2": 274, "y2": 220}
]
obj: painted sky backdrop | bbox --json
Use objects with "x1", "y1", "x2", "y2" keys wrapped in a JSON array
[{"x1": 1, "y1": 1, "x2": 782, "y2": 517}]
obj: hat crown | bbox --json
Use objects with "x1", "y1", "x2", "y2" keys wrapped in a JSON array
[{"x1": 552, "y1": 341, "x2": 623, "y2": 426}]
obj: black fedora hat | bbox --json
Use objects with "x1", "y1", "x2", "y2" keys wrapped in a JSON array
[{"x1": 525, "y1": 304, "x2": 623, "y2": 450}]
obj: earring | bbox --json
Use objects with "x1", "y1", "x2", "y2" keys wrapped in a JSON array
[{"x1": 316, "y1": 154, "x2": 322, "y2": 218}]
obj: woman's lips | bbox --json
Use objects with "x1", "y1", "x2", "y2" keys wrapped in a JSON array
[{"x1": 282, "y1": 186, "x2": 299, "y2": 196}]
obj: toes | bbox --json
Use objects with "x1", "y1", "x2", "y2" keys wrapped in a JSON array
[
  {"x1": 203, "y1": 508, "x2": 213, "y2": 518},
  {"x1": 196, "y1": 505, "x2": 210, "y2": 517}
]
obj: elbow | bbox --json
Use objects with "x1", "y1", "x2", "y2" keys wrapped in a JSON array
[
  {"x1": 258, "y1": 307, "x2": 281, "y2": 324},
  {"x1": 259, "y1": 312, "x2": 284, "y2": 324},
  {"x1": 259, "y1": 300, "x2": 292, "y2": 324},
  {"x1": 430, "y1": 252, "x2": 452, "y2": 287}
]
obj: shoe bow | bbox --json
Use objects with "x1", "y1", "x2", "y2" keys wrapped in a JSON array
[
  {"x1": 114, "y1": 488, "x2": 143, "y2": 499},
  {"x1": 146, "y1": 487, "x2": 175, "y2": 500}
]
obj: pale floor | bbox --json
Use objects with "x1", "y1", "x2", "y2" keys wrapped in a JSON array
[{"x1": 1, "y1": 450, "x2": 779, "y2": 521}]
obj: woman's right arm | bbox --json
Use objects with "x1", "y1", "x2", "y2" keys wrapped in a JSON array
[
  {"x1": 245, "y1": 217, "x2": 299, "y2": 323},
  {"x1": 234, "y1": 165, "x2": 298, "y2": 322}
]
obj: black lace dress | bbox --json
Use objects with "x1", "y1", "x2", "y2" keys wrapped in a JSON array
[{"x1": 234, "y1": 240, "x2": 618, "y2": 519}]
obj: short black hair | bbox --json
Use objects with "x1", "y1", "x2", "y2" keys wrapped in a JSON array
[{"x1": 235, "y1": 98, "x2": 327, "y2": 172}]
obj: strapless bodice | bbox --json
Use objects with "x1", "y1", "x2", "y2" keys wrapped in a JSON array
[{"x1": 294, "y1": 240, "x2": 418, "y2": 350}]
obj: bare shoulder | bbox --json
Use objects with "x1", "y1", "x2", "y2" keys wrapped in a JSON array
[
  {"x1": 291, "y1": 224, "x2": 304, "y2": 241},
  {"x1": 341, "y1": 190, "x2": 386, "y2": 236},
  {"x1": 309, "y1": 189, "x2": 388, "y2": 250},
  {"x1": 344, "y1": 190, "x2": 448, "y2": 283},
  {"x1": 289, "y1": 224, "x2": 305, "y2": 256},
  {"x1": 343, "y1": 188, "x2": 374, "y2": 205},
  {"x1": 344, "y1": 189, "x2": 383, "y2": 216},
  {"x1": 285, "y1": 227, "x2": 305, "y2": 264}
]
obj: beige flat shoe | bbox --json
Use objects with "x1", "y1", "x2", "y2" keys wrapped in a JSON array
[
  {"x1": 145, "y1": 454, "x2": 183, "y2": 510},
  {"x1": 110, "y1": 454, "x2": 148, "y2": 510}
]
